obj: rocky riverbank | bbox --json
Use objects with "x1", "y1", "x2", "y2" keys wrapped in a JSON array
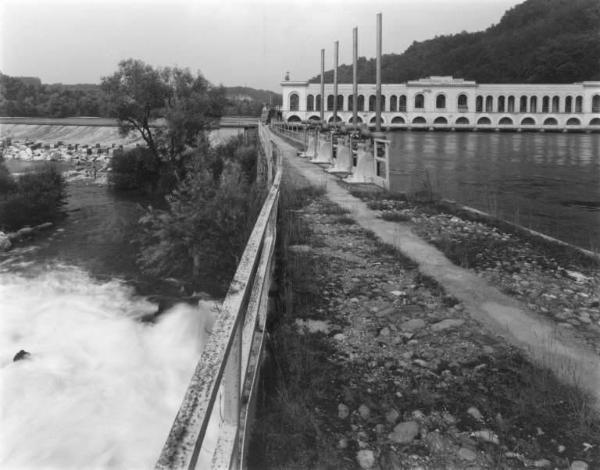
[
  {"x1": 249, "y1": 165, "x2": 599, "y2": 470},
  {"x1": 353, "y1": 193, "x2": 600, "y2": 357}
]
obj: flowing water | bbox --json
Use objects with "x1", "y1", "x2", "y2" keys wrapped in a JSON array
[
  {"x1": 386, "y1": 131, "x2": 600, "y2": 250},
  {"x1": 0, "y1": 158, "x2": 225, "y2": 467}
]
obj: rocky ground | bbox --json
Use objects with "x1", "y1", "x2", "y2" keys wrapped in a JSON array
[
  {"x1": 2, "y1": 140, "x2": 121, "y2": 183},
  {"x1": 354, "y1": 195, "x2": 600, "y2": 357},
  {"x1": 250, "y1": 165, "x2": 599, "y2": 470}
]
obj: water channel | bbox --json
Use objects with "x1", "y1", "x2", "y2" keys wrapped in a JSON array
[{"x1": 386, "y1": 131, "x2": 600, "y2": 251}]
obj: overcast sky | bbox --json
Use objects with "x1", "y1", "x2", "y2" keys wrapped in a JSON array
[{"x1": 1, "y1": 0, "x2": 523, "y2": 91}]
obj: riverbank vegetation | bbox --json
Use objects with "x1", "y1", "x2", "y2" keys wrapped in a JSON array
[
  {"x1": 0, "y1": 161, "x2": 66, "y2": 231},
  {"x1": 101, "y1": 59, "x2": 266, "y2": 293}
]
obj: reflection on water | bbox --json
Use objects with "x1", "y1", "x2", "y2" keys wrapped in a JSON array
[{"x1": 386, "y1": 131, "x2": 600, "y2": 250}]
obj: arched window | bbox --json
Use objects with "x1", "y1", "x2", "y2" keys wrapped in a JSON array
[
  {"x1": 590, "y1": 118, "x2": 600, "y2": 126},
  {"x1": 390, "y1": 95, "x2": 398, "y2": 112},
  {"x1": 349, "y1": 115, "x2": 363, "y2": 124},
  {"x1": 498, "y1": 96, "x2": 505, "y2": 113},
  {"x1": 521, "y1": 117, "x2": 535, "y2": 126},
  {"x1": 456, "y1": 117, "x2": 470, "y2": 125},
  {"x1": 308, "y1": 115, "x2": 320, "y2": 122},
  {"x1": 565, "y1": 96, "x2": 573, "y2": 113},
  {"x1": 327, "y1": 94, "x2": 334, "y2": 111},
  {"x1": 476, "y1": 96, "x2": 483, "y2": 112},
  {"x1": 306, "y1": 94, "x2": 314, "y2": 112},
  {"x1": 348, "y1": 95, "x2": 354, "y2": 112},
  {"x1": 315, "y1": 94, "x2": 322, "y2": 112},
  {"x1": 457, "y1": 94, "x2": 468, "y2": 111},
  {"x1": 507, "y1": 96, "x2": 515, "y2": 113},
  {"x1": 433, "y1": 116, "x2": 448, "y2": 125},
  {"x1": 289, "y1": 93, "x2": 299, "y2": 111},
  {"x1": 499, "y1": 117, "x2": 513, "y2": 125},
  {"x1": 336, "y1": 95, "x2": 344, "y2": 111},
  {"x1": 552, "y1": 96, "x2": 559, "y2": 113},
  {"x1": 369, "y1": 116, "x2": 385, "y2": 124},
  {"x1": 477, "y1": 117, "x2": 492, "y2": 125},
  {"x1": 287, "y1": 115, "x2": 301, "y2": 123},
  {"x1": 412, "y1": 116, "x2": 426, "y2": 124},
  {"x1": 368, "y1": 95, "x2": 376, "y2": 112},
  {"x1": 399, "y1": 95, "x2": 407, "y2": 112},
  {"x1": 391, "y1": 116, "x2": 405, "y2": 124},
  {"x1": 566, "y1": 117, "x2": 581, "y2": 126},
  {"x1": 357, "y1": 95, "x2": 365, "y2": 111},
  {"x1": 414, "y1": 94, "x2": 424, "y2": 109},
  {"x1": 544, "y1": 117, "x2": 558, "y2": 125},
  {"x1": 542, "y1": 96, "x2": 550, "y2": 113},
  {"x1": 530, "y1": 96, "x2": 537, "y2": 113},
  {"x1": 520, "y1": 96, "x2": 528, "y2": 113},
  {"x1": 575, "y1": 96, "x2": 583, "y2": 113},
  {"x1": 436, "y1": 94, "x2": 446, "y2": 109},
  {"x1": 592, "y1": 95, "x2": 600, "y2": 112},
  {"x1": 485, "y1": 96, "x2": 493, "y2": 112}
]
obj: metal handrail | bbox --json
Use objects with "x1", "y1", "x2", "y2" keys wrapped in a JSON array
[{"x1": 156, "y1": 122, "x2": 281, "y2": 470}]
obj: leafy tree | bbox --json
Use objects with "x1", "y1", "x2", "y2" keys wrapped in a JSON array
[{"x1": 101, "y1": 59, "x2": 226, "y2": 180}]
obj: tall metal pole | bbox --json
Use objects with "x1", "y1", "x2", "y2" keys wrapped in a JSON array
[
  {"x1": 375, "y1": 12, "x2": 382, "y2": 132},
  {"x1": 320, "y1": 49, "x2": 325, "y2": 123},
  {"x1": 333, "y1": 40, "x2": 339, "y2": 126},
  {"x1": 353, "y1": 27, "x2": 358, "y2": 130}
]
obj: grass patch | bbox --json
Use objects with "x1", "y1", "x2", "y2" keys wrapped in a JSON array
[
  {"x1": 249, "y1": 180, "x2": 344, "y2": 469},
  {"x1": 380, "y1": 210, "x2": 411, "y2": 222},
  {"x1": 334, "y1": 215, "x2": 356, "y2": 225},
  {"x1": 321, "y1": 200, "x2": 350, "y2": 215}
]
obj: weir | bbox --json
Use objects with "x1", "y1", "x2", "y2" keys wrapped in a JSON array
[{"x1": 156, "y1": 122, "x2": 280, "y2": 470}]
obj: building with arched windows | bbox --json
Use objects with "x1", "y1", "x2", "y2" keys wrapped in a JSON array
[{"x1": 281, "y1": 76, "x2": 600, "y2": 131}]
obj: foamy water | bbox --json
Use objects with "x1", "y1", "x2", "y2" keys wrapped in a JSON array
[{"x1": 0, "y1": 264, "x2": 217, "y2": 469}]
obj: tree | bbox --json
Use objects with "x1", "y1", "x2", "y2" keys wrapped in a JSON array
[{"x1": 101, "y1": 59, "x2": 226, "y2": 179}]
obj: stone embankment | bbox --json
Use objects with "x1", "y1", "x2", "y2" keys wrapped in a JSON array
[{"x1": 251, "y1": 132, "x2": 599, "y2": 470}]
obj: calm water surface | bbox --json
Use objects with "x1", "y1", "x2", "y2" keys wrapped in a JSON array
[{"x1": 386, "y1": 131, "x2": 600, "y2": 250}]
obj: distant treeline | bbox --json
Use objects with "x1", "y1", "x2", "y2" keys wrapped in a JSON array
[
  {"x1": 0, "y1": 74, "x2": 282, "y2": 118},
  {"x1": 310, "y1": 0, "x2": 600, "y2": 84}
]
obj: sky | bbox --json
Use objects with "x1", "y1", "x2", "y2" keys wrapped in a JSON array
[{"x1": 0, "y1": 0, "x2": 524, "y2": 92}]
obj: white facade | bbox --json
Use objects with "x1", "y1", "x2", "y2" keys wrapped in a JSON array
[{"x1": 281, "y1": 76, "x2": 600, "y2": 131}]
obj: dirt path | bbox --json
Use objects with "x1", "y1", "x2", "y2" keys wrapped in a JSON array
[{"x1": 270, "y1": 132, "x2": 600, "y2": 407}]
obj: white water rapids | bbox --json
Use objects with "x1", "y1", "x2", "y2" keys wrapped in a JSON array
[{"x1": 0, "y1": 263, "x2": 217, "y2": 469}]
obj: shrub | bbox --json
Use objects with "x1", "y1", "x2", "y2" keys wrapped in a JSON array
[
  {"x1": 137, "y1": 160, "x2": 264, "y2": 291},
  {"x1": 0, "y1": 163, "x2": 67, "y2": 231},
  {"x1": 108, "y1": 146, "x2": 164, "y2": 194}
]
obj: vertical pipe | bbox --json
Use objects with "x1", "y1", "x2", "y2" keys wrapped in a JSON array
[
  {"x1": 353, "y1": 27, "x2": 358, "y2": 130},
  {"x1": 320, "y1": 49, "x2": 325, "y2": 123},
  {"x1": 375, "y1": 12, "x2": 382, "y2": 132},
  {"x1": 333, "y1": 40, "x2": 339, "y2": 127}
]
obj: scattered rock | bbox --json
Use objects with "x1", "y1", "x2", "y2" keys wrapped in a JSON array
[
  {"x1": 295, "y1": 319, "x2": 331, "y2": 334},
  {"x1": 431, "y1": 319, "x2": 465, "y2": 331},
  {"x1": 338, "y1": 438, "x2": 348, "y2": 449},
  {"x1": 385, "y1": 409, "x2": 400, "y2": 424},
  {"x1": 467, "y1": 406, "x2": 484, "y2": 421},
  {"x1": 471, "y1": 430, "x2": 499, "y2": 445},
  {"x1": 401, "y1": 318, "x2": 426, "y2": 331},
  {"x1": 358, "y1": 404, "x2": 371, "y2": 420},
  {"x1": 389, "y1": 420, "x2": 419, "y2": 444},
  {"x1": 570, "y1": 461, "x2": 589, "y2": 470},
  {"x1": 457, "y1": 447, "x2": 477, "y2": 461},
  {"x1": 356, "y1": 449, "x2": 376, "y2": 469},
  {"x1": 338, "y1": 403, "x2": 349, "y2": 419},
  {"x1": 13, "y1": 350, "x2": 31, "y2": 362},
  {"x1": 533, "y1": 459, "x2": 552, "y2": 468},
  {"x1": 378, "y1": 327, "x2": 391, "y2": 337}
]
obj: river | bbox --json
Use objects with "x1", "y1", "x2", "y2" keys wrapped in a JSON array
[
  {"x1": 386, "y1": 131, "x2": 600, "y2": 250},
  {"x1": 0, "y1": 128, "x2": 244, "y2": 468}
]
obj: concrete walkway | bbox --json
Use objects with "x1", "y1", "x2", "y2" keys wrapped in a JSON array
[{"x1": 271, "y1": 132, "x2": 600, "y2": 404}]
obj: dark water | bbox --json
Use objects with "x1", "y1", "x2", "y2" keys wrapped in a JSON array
[{"x1": 386, "y1": 131, "x2": 600, "y2": 250}]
